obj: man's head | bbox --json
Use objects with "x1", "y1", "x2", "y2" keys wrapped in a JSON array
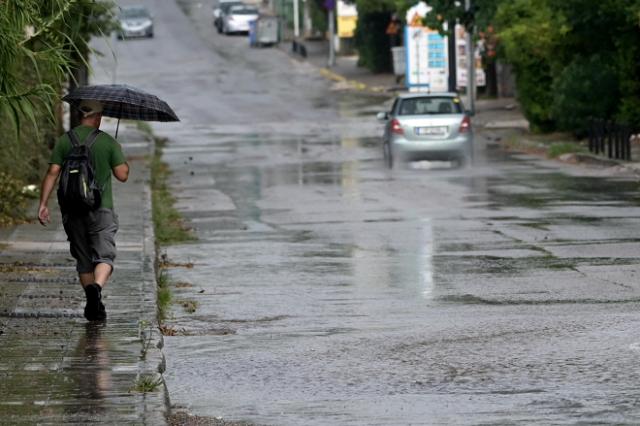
[{"x1": 78, "y1": 100, "x2": 104, "y2": 127}]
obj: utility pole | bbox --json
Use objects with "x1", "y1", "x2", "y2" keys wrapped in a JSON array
[
  {"x1": 465, "y1": 0, "x2": 475, "y2": 113},
  {"x1": 328, "y1": 8, "x2": 335, "y2": 66},
  {"x1": 447, "y1": 20, "x2": 456, "y2": 92},
  {"x1": 303, "y1": 0, "x2": 312, "y2": 37},
  {"x1": 294, "y1": 0, "x2": 299, "y2": 37},
  {"x1": 325, "y1": 0, "x2": 336, "y2": 67}
]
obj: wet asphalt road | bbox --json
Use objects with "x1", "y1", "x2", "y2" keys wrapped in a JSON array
[{"x1": 94, "y1": 1, "x2": 640, "y2": 424}]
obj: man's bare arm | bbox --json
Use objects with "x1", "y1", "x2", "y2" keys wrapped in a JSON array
[
  {"x1": 38, "y1": 164, "x2": 61, "y2": 227},
  {"x1": 113, "y1": 163, "x2": 129, "y2": 182}
]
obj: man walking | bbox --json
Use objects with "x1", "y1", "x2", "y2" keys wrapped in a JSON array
[{"x1": 38, "y1": 100, "x2": 129, "y2": 321}]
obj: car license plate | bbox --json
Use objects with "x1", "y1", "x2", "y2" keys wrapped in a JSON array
[{"x1": 416, "y1": 126, "x2": 447, "y2": 135}]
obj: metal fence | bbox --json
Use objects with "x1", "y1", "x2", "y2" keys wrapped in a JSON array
[{"x1": 588, "y1": 118, "x2": 631, "y2": 160}]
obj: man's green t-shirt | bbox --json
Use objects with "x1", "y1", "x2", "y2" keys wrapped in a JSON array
[{"x1": 49, "y1": 125, "x2": 127, "y2": 210}]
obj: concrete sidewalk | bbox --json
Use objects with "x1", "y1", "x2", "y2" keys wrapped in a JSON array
[{"x1": 0, "y1": 120, "x2": 169, "y2": 425}]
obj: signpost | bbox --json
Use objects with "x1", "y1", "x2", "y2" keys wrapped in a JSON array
[{"x1": 325, "y1": 0, "x2": 336, "y2": 66}]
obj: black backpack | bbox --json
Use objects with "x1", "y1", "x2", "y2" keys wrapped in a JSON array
[{"x1": 57, "y1": 129, "x2": 105, "y2": 216}]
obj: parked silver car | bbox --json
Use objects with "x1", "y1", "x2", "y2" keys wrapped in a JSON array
[
  {"x1": 222, "y1": 5, "x2": 259, "y2": 35},
  {"x1": 377, "y1": 92, "x2": 473, "y2": 168},
  {"x1": 116, "y1": 5, "x2": 153, "y2": 39}
]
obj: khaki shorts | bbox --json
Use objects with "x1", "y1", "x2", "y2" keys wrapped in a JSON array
[{"x1": 63, "y1": 208, "x2": 119, "y2": 274}]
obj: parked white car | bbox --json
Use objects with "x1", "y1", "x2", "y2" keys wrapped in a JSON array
[
  {"x1": 222, "y1": 5, "x2": 259, "y2": 35},
  {"x1": 213, "y1": 0, "x2": 242, "y2": 30}
]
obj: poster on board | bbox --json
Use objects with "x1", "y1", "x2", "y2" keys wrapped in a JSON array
[
  {"x1": 405, "y1": 22, "x2": 449, "y2": 92},
  {"x1": 454, "y1": 25, "x2": 486, "y2": 87}
]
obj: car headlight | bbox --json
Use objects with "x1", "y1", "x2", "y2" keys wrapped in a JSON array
[{"x1": 141, "y1": 20, "x2": 153, "y2": 28}]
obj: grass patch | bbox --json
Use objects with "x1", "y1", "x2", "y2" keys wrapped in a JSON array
[
  {"x1": 134, "y1": 375, "x2": 164, "y2": 392},
  {"x1": 150, "y1": 147, "x2": 196, "y2": 245},
  {"x1": 548, "y1": 142, "x2": 588, "y2": 158}
]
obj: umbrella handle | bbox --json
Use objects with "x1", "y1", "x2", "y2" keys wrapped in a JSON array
[{"x1": 114, "y1": 103, "x2": 123, "y2": 139}]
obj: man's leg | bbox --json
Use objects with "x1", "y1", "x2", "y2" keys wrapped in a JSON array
[
  {"x1": 79, "y1": 263, "x2": 111, "y2": 287},
  {"x1": 85, "y1": 209, "x2": 119, "y2": 321},
  {"x1": 64, "y1": 215, "x2": 101, "y2": 321},
  {"x1": 93, "y1": 263, "x2": 112, "y2": 287},
  {"x1": 79, "y1": 272, "x2": 95, "y2": 287}
]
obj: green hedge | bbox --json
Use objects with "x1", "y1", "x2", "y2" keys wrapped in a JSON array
[
  {"x1": 550, "y1": 55, "x2": 618, "y2": 139},
  {"x1": 353, "y1": 11, "x2": 393, "y2": 73}
]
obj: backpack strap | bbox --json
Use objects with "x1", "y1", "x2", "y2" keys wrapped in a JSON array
[
  {"x1": 83, "y1": 129, "x2": 103, "y2": 149},
  {"x1": 67, "y1": 130, "x2": 81, "y2": 147}
]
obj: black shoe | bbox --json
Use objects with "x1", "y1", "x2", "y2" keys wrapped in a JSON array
[{"x1": 84, "y1": 284, "x2": 107, "y2": 322}]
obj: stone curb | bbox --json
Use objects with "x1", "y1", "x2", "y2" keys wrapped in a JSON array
[
  {"x1": 500, "y1": 133, "x2": 638, "y2": 170},
  {"x1": 139, "y1": 139, "x2": 172, "y2": 425}
]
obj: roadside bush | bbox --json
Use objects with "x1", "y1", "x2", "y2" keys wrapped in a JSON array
[
  {"x1": 353, "y1": 11, "x2": 393, "y2": 73},
  {"x1": 513, "y1": 57, "x2": 555, "y2": 134},
  {"x1": 550, "y1": 55, "x2": 618, "y2": 139},
  {"x1": 0, "y1": 172, "x2": 32, "y2": 226}
]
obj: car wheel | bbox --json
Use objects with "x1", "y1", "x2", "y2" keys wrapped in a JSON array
[{"x1": 383, "y1": 142, "x2": 393, "y2": 169}]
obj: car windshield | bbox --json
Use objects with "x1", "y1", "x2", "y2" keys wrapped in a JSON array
[
  {"x1": 230, "y1": 7, "x2": 258, "y2": 14},
  {"x1": 398, "y1": 97, "x2": 463, "y2": 115},
  {"x1": 121, "y1": 8, "x2": 150, "y2": 19},
  {"x1": 221, "y1": 2, "x2": 243, "y2": 12}
]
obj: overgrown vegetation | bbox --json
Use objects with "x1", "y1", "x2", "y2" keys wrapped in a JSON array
[
  {"x1": 547, "y1": 142, "x2": 588, "y2": 159},
  {"x1": 0, "y1": 1, "x2": 115, "y2": 226}
]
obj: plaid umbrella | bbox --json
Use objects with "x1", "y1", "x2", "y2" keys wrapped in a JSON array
[{"x1": 62, "y1": 84, "x2": 180, "y2": 137}]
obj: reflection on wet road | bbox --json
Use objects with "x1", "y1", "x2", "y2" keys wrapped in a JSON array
[
  {"x1": 160, "y1": 121, "x2": 640, "y2": 425},
  {"x1": 93, "y1": 0, "x2": 640, "y2": 424}
]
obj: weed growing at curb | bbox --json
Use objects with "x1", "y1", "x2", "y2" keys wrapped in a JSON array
[
  {"x1": 134, "y1": 375, "x2": 164, "y2": 392},
  {"x1": 151, "y1": 149, "x2": 196, "y2": 245},
  {"x1": 548, "y1": 142, "x2": 588, "y2": 158}
]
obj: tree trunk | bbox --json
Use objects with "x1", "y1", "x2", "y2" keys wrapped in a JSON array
[
  {"x1": 485, "y1": 61, "x2": 498, "y2": 98},
  {"x1": 68, "y1": 51, "x2": 89, "y2": 129}
]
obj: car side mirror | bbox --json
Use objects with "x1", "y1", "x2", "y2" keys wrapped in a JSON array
[
  {"x1": 466, "y1": 109, "x2": 475, "y2": 117},
  {"x1": 376, "y1": 112, "x2": 389, "y2": 121}
]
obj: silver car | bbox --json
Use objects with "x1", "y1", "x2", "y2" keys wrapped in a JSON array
[
  {"x1": 377, "y1": 93, "x2": 473, "y2": 168},
  {"x1": 116, "y1": 6, "x2": 153, "y2": 39},
  {"x1": 222, "y1": 5, "x2": 259, "y2": 35}
]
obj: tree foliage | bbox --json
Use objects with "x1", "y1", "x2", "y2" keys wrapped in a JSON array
[
  {"x1": 0, "y1": 1, "x2": 115, "y2": 213},
  {"x1": 0, "y1": 0, "x2": 114, "y2": 137}
]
